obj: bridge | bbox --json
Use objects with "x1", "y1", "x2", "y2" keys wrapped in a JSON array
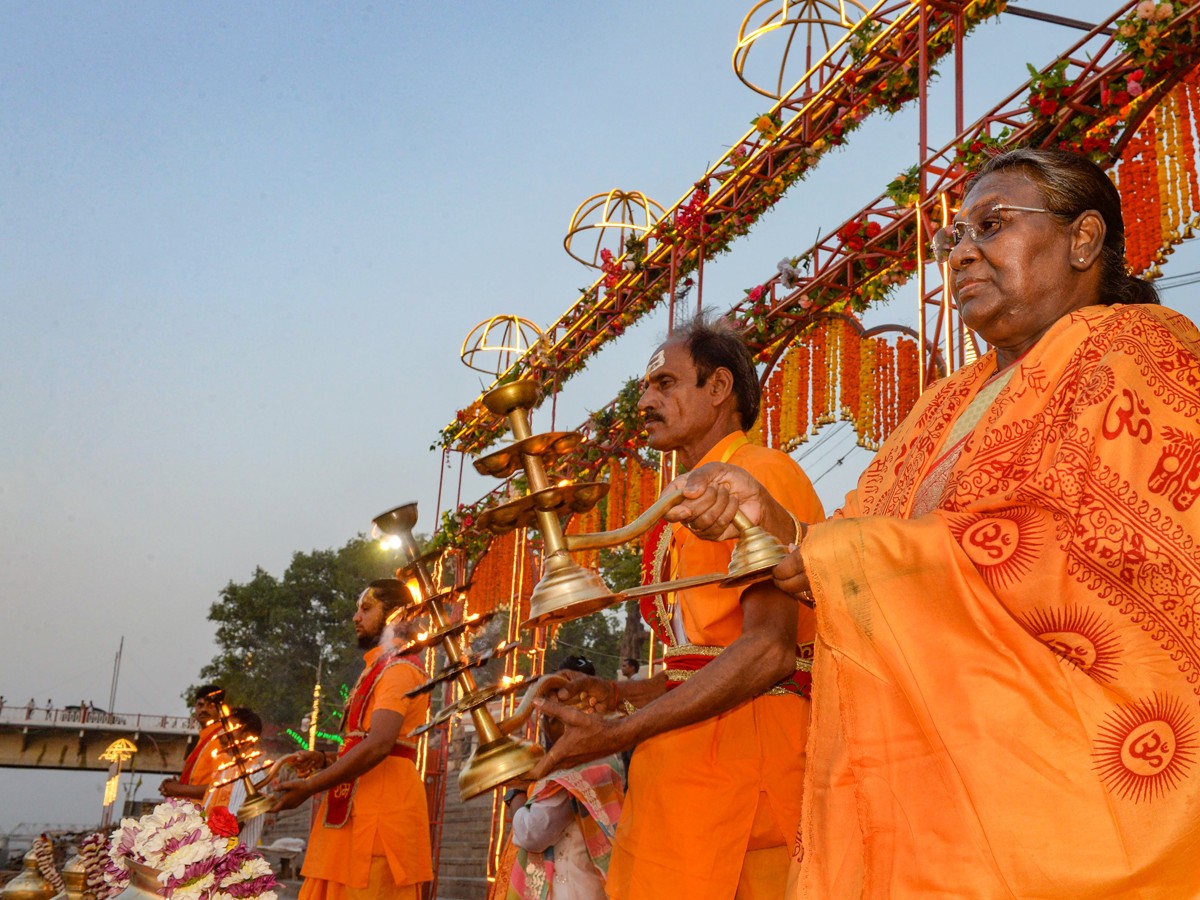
[{"x1": 0, "y1": 705, "x2": 196, "y2": 774}]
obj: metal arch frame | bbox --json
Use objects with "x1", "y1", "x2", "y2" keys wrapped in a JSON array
[
  {"x1": 724, "y1": 2, "x2": 1200, "y2": 384},
  {"x1": 434, "y1": 0, "x2": 1200, "y2": 554},
  {"x1": 441, "y1": 0, "x2": 1002, "y2": 454}
]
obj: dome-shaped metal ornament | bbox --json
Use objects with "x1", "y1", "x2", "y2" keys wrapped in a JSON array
[
  {"x1": 460, "y1": 316, "x2": 545, "y2": 377},
  {"x1": 734, "y1": 0, "x2": 872, "y2": 100},
  {"x1": 564, "y1": 189, "x2": 665, "y2": 268}
]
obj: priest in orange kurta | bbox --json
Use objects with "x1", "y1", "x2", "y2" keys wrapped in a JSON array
[
  {"x1": 159, "y1": 684, "x2": 224, "y2": 801},
  {"x1": 273, "y1": 580, "x2": 432, "y2": 900},
  {"x1": 532, "y1": 316, "x2": 823, "y2": 899}
]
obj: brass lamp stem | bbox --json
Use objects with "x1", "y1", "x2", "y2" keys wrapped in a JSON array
[
  {"x1": 505, "y1": 407, "x2": 569, "y2": 558},
  {"x1": 413, "y1": 563, "x2": 505, "y2": 745},
  {"x1": 564, "y1": 487, "x2": 684, "y2": 551}
]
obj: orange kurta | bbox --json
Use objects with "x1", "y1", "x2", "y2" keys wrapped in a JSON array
[
  {"x1": 797, "y1": 305, "x2": 1200, "y2": 898},
  {"x1": 300, "y1": 648, "x2": 433, "y2": 900},
  {"x1": 608, "y1": 431, "x2": 824, "y2": 899},
  {"x1": 184, "y1": 723, "x2": 222, "y2": 789}
]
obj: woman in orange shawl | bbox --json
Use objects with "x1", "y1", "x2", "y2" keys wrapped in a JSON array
[{"x1": 677, "y1": 149, "x2": 1200, "y2": 897}]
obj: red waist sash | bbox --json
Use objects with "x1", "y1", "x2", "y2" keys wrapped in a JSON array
[
  {"x1": 663, "y1": 644, "x2": 813, "y2": 700},
  {"x1": 323, "y1": 740, "x2": 418, "y2": 828}
]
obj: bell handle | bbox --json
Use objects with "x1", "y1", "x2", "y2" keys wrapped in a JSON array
[
  {"x1": 496, "y1": 672, "x2": 572, "y2": 735},
  {"x1": 255, "y1": 751, "x2": 316, "y2": 791},
  {"x1": 564, "y1": 487, "x2": 685, "y2": 551},
  {"x1": 564, "y1": 487, "x2": 759, "y2": 552}
]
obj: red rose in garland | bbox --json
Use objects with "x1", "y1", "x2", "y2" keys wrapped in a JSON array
[{"x1": 207, "y1": 806, "x2": 239, "y2": 838}]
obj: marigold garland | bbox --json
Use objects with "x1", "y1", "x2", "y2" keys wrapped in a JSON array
[
  {"x1": 1181, "y1": 72, "x2": 1200, "y2": 217},
  {"x1": 857, "y1": 339, "x2": 878, "y2": 450},
  {"x1": 878, "y1": 340, "x2": 896, "y2": 439},
  {"x1": 779, "y1": 343, "x2": 798, "y2": 448},
  {"x1": 1157, "y1": 101, "x2": 1174, "y2": 245},
  {"x1": 468, "y1": 530, "x2": 534, "y2": 615},
  {"x1": 840, "y1": 319, "x2": 862, "y2": 424},
  {"x1": 565, "y1": 505, "x2": 602, "y2": 571},
  {"x1": 811, "y1": 324, "x2": 830, "y2": 428},
  {"x1": 766, "y1": 360, "x2": 785, "y2": 448},
  {"x1": 763, "y1": 322, "x2": 924, "y2": 453},
  {"x1": 747, "y1": 416, "x2": 764, "y2": 446},
  {"x1": 641, "y1": 459, "x2": 659, "y2": 513},
  {"x1": 626, "y1": 459, "x2": 642, "y2": 523},
  {"x1": 897, "y1": 337, "x2": 920, "y2": 421},
  {"x1": 607, "y1": 459, "x2": 626, "y2": 530},
  {"x1": 780, "y1": 341, "x2": 811, "y2": 451}
]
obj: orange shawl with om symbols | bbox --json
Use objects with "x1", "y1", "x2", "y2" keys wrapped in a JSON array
[{"x1": 796, "y1": 304, "x2": 1200, "y2": 899}]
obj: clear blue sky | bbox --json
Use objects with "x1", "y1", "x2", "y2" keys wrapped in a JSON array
[{"x1": 3, "y1": 1, "x2": 1198, "y2": 828}]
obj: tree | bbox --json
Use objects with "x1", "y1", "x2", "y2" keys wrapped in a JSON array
[{"x1": 195, "y1": 536, "x2": 399, "y2": 728}]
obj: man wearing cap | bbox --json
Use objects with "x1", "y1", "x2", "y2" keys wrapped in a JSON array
[
  {"x1": 160, "y1": 684, "x2": 225, "y2": 801},
  {"x1": 534, "y1": 314, "x2": 824, "y2": 899},
  {"x1": 272, "y1": 579, "x2": 432, "y2": 900}
]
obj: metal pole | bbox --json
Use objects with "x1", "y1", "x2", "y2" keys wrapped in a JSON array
[
  {"x1": 107, "y1": 636, "x2": 123, "y2": 713},
  {"x1": 308, "y1": 655, "x2": 323, "y2": 750}
]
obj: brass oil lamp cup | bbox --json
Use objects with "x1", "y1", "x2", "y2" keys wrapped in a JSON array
[
  {"x1": 475, "y1": 381, "x2": 617, "y2": 628},
  {"x1": 472, "y1": 380, "x2": 789, "y2": 627},
  {"x1": 372, "y1": 502, "x2": 543, "y2": 801}
]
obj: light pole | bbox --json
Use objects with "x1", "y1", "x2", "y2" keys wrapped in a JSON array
[{"x1": 307, "y1": 654, "x2": 323, "y2": 750}]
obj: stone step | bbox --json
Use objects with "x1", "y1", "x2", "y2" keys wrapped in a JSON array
[{"x1": 433, "y1": 874, "x2": 489, "y2": 900}]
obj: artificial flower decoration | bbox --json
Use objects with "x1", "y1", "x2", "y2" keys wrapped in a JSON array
[{"x1": 99, "y1": 799, "x2": 278, "y2": 900}]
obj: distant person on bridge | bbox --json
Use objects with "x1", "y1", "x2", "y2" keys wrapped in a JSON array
[
  {"x1": 160, "y1": 684, "x2": 225, "y2": 801},
  {"x1": 271, "y1": 579, "x2": 433, "y2": 900}
]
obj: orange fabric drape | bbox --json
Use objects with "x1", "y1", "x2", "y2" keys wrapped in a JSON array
[{"x1": 796, "y1": 305, "x2": 1200, "y2": 898}]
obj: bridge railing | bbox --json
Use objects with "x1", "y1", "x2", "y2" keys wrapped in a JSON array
[{"x1": 0, "y1": 705, "x2": 195, "y2": 732}]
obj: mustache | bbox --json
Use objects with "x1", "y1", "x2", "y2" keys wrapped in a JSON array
[{"x1": 642, "y1": 412, "x2": 665, "y2": 424}]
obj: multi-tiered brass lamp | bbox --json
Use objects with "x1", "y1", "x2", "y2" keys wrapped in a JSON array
[
  {"x1": 472, "y1": 378, "x2": 791, "y2": 627},
  {"x1": 208, "y1": 703, "x2": 275, "y2": 822},
  {"x1": 372, "y1": 502, "x2": 543, "y2": 801}
]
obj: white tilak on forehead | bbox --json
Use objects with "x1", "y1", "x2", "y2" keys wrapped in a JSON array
[{"x1": 645, "y1": 348, "x2": 667, "y2": 378}]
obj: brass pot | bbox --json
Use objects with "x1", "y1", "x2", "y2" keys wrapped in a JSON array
[{"x1": 111, "y1": 860, "x2": 163, "y2": 900}]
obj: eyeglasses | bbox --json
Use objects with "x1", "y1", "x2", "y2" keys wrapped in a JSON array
[{"x1": 931, "y1": 204, "x2": 1051, "y2": 263}]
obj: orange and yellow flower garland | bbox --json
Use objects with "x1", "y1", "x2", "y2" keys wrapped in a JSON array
[
  {"x1": 897, "y1": 337, "x2": 920, "y2": 422},
  {"x1": 565, "y1": 505, "x2": 602, "y2": 571},
  {"x1": 758, "y1": 319, "x2": 922, "y2": 454},
  {"x1": 857, "y1": 339, "x2": 878, "y2": 450},
  {"x1": 840, "y1": 318, "x2": 862, "y2": 425},
  {"x1": 468, "y1": 529, "x2": 537, "y2": 617}
]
